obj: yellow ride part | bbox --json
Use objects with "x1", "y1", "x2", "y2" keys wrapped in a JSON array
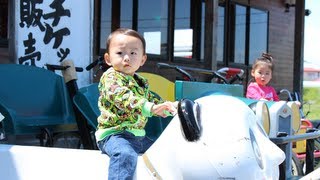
[
  {"x1": 292, "y1": 120, "x2": 313, "y2": 154},
  {"x1": 138, "y1": 72, "x2": 175, "y2": 102}
]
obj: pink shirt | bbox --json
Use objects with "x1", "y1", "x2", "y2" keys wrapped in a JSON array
[{"x1": 246, "y1": 82, "x2": 279, "y2": 101}]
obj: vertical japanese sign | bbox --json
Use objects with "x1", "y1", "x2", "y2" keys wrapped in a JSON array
[{"x1": 15, "y1": 0, "x2": 93, "y2": 87}]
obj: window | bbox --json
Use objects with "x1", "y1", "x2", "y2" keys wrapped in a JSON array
[
  {"x1": 174, "y1": 0, "x2": 205, "y2": 61},
  {"x1": 174, "y1": 0, "x2": 191, "y2": 58},
  {"x1": 99, "y1": 0, "x2": 112, "y2": 49},
  {"x1": 138, "y1": 0, "x2": 168, "y2": 57},
  {"x1": 98, "y1": 0, "x2": 210, "y2": 64},
  {"x1": 217, "y1": 3, "x2": 268, "y2": 66},
  {"x1": 249, "y1": 8, "x2": 268, "y2": 64},
  {"x1": 234, "y1": 5, "x2": 246, "y2": 64},
  {"x1": 120, "y1": 0, "x2": 132, "y2": 28},
  {"x1": 0, "y1": 0, "x2": 8, "y2": 47},
  {"x1": 216, "y1": 6, "x2": 224, "y2": 62}
]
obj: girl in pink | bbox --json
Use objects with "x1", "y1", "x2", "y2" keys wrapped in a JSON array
[{"x1": 246, "y1": 53, "x2": 280, "y2": 101}]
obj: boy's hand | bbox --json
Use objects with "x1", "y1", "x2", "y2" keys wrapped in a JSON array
[
  {"x1": 152, "y1": 101, "x2": 177, "y2": 117},
  {"x1": 173, "y1": 101, "x2": 179, "y2": 109}
]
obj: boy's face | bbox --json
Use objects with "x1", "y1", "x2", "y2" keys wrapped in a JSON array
[
  {"x1": 251, "y1": 64, "x2": 272, "y2": 86},
  {"x1": 104, "y1": 33, "x2": 147, "y2": 76}
]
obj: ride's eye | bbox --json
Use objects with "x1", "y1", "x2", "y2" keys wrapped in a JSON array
[
  {"x1": 116, "y1": 51, "x2": 122, "y2": 55},
  {"x1": 249, "y1": 101, "x2": 270, "y2": 136},
  {"x1": 177, "y1": 99, "x2": 201, "y2": 142},
  {"x1": 194, "y1": 102, "x2": 201, "y2": 127},
  {"x1": 131, "y1": 51, "x2": 137, "y2": 55},
  {"x1": 249, "y1": 128, "x2": 264, "y2": 169},
  {"x1": 260, "y1": 102, "x2": 270, "y2": 136},
  {"x1": 287, "y1": 101, "x2": 301, "y2": 133}
]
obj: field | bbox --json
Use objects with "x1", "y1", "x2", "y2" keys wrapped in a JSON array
[{"x1": 303, "y1": 87, "x2": 320, "y2": 120}]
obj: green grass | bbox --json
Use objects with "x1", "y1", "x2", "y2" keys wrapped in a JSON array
[{"x1": 303, "y1": 87, "x2": 320, "y2": 120}]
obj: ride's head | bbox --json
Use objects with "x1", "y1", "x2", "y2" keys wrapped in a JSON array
[{"x1": 105, "y1": 28, "x2": 146, "y2": 55}]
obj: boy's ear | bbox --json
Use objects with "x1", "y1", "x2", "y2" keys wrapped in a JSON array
[
  {"x1": 104, "y1": 53, "x2": 112, "y2": 66},
  {"x1": 140, "y1": 54, "x2": 147, "y2": 66}
]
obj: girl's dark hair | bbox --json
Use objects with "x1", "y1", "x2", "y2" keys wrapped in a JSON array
[
  {"x1": 252, "y1": 52, "x2": 274, "y2": 71},
  {"x1": 105, "y1": 28, "x2": 146, "y2": 55}
]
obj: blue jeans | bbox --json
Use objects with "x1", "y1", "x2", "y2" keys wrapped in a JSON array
[{"x1": 97, "y1": 131, "x2": 154, "y2": 180}]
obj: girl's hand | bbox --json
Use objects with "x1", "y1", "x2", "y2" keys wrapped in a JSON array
[{"x1": 294, "y1": 101, "x2": 301, "y2": 107}]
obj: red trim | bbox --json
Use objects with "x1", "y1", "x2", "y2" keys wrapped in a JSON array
[
  {"x1": 224, "y1": 68, "x2": 243, "y2": 79},
  {"x1": 301, "y1": 119, "x2": 313, "y2": 129},
  {"x1": 297, "y1": 150, "x2": 320, "y2": 160}
]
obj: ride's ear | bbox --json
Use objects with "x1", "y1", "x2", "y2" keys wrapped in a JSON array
[
  {"x1": 178, "y1": 99, "x2": 201, "y2": 142},
  {"x1": 249, "y1": 101, "x2": 270, "y2": 135},
  {"x1": 104, "y1": 53, "x2": 112, "y2": 66}
]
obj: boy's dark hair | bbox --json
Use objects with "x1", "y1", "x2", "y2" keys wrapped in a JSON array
[
  {"x1": 106, "y1": 28, "x2": 146, "y2": 55},
  {"x1": 252, "y1": 52, "x2": 274, "y2": 71}
]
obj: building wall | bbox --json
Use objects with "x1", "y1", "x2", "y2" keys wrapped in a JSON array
[
  {"x1": 141, "y1": 0, "x2": 298, "y2": 94},
  {"x1": 0, "y1": 0, "x2": 302, "y2": 94},
  {"x1": 248, "y1": 0, "x2": 296, "y2": 92},
  {"x1": 304, "y1": 69, "x2": 320, "y2": 81}
]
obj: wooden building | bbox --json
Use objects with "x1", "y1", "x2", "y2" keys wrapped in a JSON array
[{"x1": 0, "y1": 0, "x2": 306, "y2": 95}]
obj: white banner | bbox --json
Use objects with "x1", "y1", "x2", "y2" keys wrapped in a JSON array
[{"x1": 15, "y1": 0, "x2": 93, "y2": 87}]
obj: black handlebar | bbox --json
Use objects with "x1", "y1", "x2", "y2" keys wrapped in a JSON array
[
  {"x1": 86, "y1": 59, "x2": 100, "y2": 71},
  {"x1": 157, "y1": 63, "x2": 243, "y2": 84},
  {"x1": 157, "y1": 63, "x2": 196, "y2": 81},
  {"x1": 45, "y1": 64, "x2": 83, "y2": 72},
  {"x1": 211, "y1": 71, "x2": 229, "y2": 84},
  {"x1": 85, "y1": 56, "x2": 110, "y2": 77},
  {"x1": 157, "y1": 62, "x2": 176, "y2": 69}
]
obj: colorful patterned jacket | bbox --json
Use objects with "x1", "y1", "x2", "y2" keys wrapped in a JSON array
[{"x1": 95, "y1": 67, "x2": 163, "y2": 141}]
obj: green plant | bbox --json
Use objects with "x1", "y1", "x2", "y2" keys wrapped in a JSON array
[{"x1": 303, "y1": 87, "x2": 320, "y2": 120}]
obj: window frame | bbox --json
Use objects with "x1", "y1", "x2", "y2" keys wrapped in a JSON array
[
  {"x1": 95, "y1": 0, "x2": 214, "y2": 68},
  {"x1": 218, "y1": 1, "x2": 269, "y2": 69},
  {"x1": 0, "y1": 0, "x2": 8, "y2": 48}
]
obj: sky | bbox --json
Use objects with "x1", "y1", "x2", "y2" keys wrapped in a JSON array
[{"x1": 304, "y1": 0, "x2": 320, "y2": 67}]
